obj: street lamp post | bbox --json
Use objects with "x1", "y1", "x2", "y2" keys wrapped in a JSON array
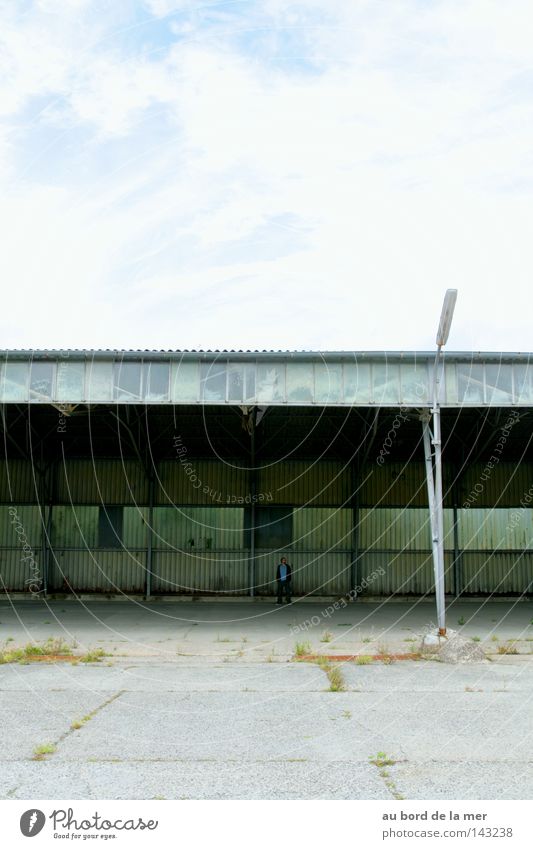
[{"x1": 422, "y1": 289, "x2": 457, "y2": 636}]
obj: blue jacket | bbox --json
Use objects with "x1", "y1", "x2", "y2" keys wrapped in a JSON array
[{"x1": 276, "y1": 563, "x2": 292, "y2": 582}]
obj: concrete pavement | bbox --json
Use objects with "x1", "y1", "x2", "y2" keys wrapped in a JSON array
[
  {"x1": 1, "y1": 598, "x2": 532, "y2": 659},
  {"x1": 1, "y1": 598, "x2": 532, "y2": 800},
  {"x1": 1, "y1": 659, "x2": 532, "y2": 799}
]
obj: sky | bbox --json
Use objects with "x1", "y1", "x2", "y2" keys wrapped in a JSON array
[{"x1": 1, "y1": 0, "x2": 533, "y2": 353}]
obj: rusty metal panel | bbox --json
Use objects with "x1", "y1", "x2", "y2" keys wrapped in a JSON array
[
  {"x1": 258, "y1": 461, "x2": 351, "y2": 506},
  {"x1": 253, "y1": 549, "x2": 351, "y2": 596},
  {"x1": 156, "y1": 461, "x2": 250, "y2": 505},
  {"x1": 458, "y1": 508, "x2": 533, "y2": 550},
  {"x1": 358, "y1": 552, "x2": 454, "y2": 595},
  {"x1": 50, "y1": 550, "x2": 146, "y2": 592},
  {"x1": 0, "y1": 460, "x2": 39, "y2": 503},
  {"x1": 153, "y1": 507, "x2": 244, "y2": 551},
  {"x1": 55, "y1": 460, "x2": 149, "y2": 504},
  {"x1": 292, "y1": 507, "x2": 352, "y2": 551},
  {"x1": 151, "y1": 551, "x2": 248, "y2": 594},
  {"x1": 458, "y1": 463, "x2": 533, "y2": 508},
  {"x1": 461, "y1": 552, "x2": 533, "y2": 594}
]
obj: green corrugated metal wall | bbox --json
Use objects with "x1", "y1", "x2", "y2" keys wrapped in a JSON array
[{"x1": 1, "y1": 459, "x2": 532, "y2": 595}]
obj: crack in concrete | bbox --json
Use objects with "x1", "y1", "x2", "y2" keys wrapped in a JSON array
[
  {"x1": 30, "y1": 690, "x2": 125, "y2": 762},
  {"x1": 369, "y1": 754, "x2": 406, "y2": 801}
]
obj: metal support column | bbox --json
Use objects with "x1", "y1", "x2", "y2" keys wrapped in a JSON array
[
  {"x1": 350, "y1": 461, "x2": 359, "y2": 596},
  {"x1": 249, "y1": 423, "x2": 256, "y2": 597},
  {"x1": 432, "y1": 393, "x2": 446, "y2": 634},
  {"x1": 453, "y1": 503, "x2": 461, "y2": 597},
  {"x1": 145, "y1": 475, "x2": 154, "y2": 598},
  {"x1": 422, "y1": 416, "x2": 442, "y2": 622},
  {"x1": 421, "y1": 345, "x2": 447, "y2": 635},
  {"x1": 427, "y1": 287, "x2": 457, "y2": 634},
  {"x1": 39, "y1": 452, "x2": 53, "y2": 598},
  {"x1": 43, "y1": 502, "x2": 52, "y2": 596},
  {"x1": 45, "y1": 459, "x2": 59, "y2": 594}
]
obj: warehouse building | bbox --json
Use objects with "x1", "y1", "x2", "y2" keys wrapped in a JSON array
[{"x1": 0, "y1": 350, "x2": 532, "y2": 602}]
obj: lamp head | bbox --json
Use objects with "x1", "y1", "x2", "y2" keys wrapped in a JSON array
[{"x1": 436, "y1": 289, "x2": 458, "y2": 346}]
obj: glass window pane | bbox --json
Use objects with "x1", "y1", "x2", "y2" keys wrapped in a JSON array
[
  {"x1": 485, "y1": 364, "x2": 513, "y2": 405},
  {"x1": 372, "y1": 363, "x2": 400, "y2": 404},
  {"x1": 343, "y1": 362, "x2": 371, "y2": 403},
  {"x1": 228, "y1": 363, "x2": 255, "y2": 403},
  {"x1": 86, "y1": 361, "x2": 113, "y2": 402},
  {"x1": 286, "y1": 362, "x2": 313, "y2": 402},
  {"x1": 457, "y1": 363, "x2": 484, "y2": 403},
  {"x1": 314, "y1": 363, "x2": 342, "y2": 403},
  {"x1": 30, "y1": 361, "x2": 54, "y2": 400},
  {"x1": 171, "y1": 361, "x2": 199, "y2": 402},
  {"x1": 56, "y1": 361, "x2": 85, "y2": 402},
  {"x1": 244, "y1": 364, "x2": 256, "y2": 402},
  {"x1": 114, "y1": 362, "x2": 142, "y2": 401},
  {"x1": 256, "y1": 363, "x2": 285, "y2": 402},
  {"x1": 226, "y1": 363, "x2": 256, "y2": 403},
  {"x1": 514, "y1": 364, "x2": 533, "y2": 404},
  {"x1": 98, "y1": 506, "x2": 123, "y2": 548},
  {"x1": 246, "y1": 506, "x2": 292, "y2": 548},
  {"x1": 444, "y1": 362, "x2": 458, "y2": 404},
  {"x1": 400, "y1": 364, "x2": 429, "y2": 404},
  {"x1": 144, "y1": 362, "x2": 169, "y2": 401},
  {"x1": 200, "y1": 361, "x2": 227, "y2": 401},
  {"x1": 1, "y1": 361, "x2": 29, "y2": 401},
  {"x1": 228, "y1": 363, "x2": 245, "y2": 402}
]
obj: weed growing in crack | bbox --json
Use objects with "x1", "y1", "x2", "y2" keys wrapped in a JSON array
[
  {"x1": 327, "y1": 664, "x2": 346, "y2": 692},
  {"x1": 498, "y1": 644, "x2": 518, "y2": 655},
  {"x1": 294, "y1": 641, "x2": 311, "y2": 658},
  {"x1": 79, "y1": 648, "x2": 108, "y2": 663},
  {"x1": 370, "y1": 752, "x2": 396, "y2": 768},
  {"x1": 33, "y1": 743, "x2": 56, "y2": 760}
]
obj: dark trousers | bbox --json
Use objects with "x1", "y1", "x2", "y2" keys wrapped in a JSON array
[{"x1": 277, "y1": 580, "x2": 292, "y2": 603}]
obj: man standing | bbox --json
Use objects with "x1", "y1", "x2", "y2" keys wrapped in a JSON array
[{"x1": 276, "y1": 556, "x2": 292, "y2": 604}]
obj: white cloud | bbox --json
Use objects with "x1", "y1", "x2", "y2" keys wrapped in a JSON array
[
  {"x1": 1, "y1": 1, "x2": 533, "y2": 351},
  {"x1": 142, "y1": 0, "x2": 191, "y2": 15}
]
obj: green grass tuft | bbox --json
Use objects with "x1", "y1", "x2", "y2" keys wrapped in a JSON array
[
  {"x1": 369, "y1": 751, "x2": 396, "y2": 768},
  {"x1": 78, "y1": 648, "x2": 108, "y2": 663},
  {"x1": 33, "y1": 742, "x2": 56, "y2": 759},
  {"x1": 294, "y1": 640, "x2": 311, "y2": 658},
  {"x1": 327, "y1": 664, "x2": 346, "y2": 692}
]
